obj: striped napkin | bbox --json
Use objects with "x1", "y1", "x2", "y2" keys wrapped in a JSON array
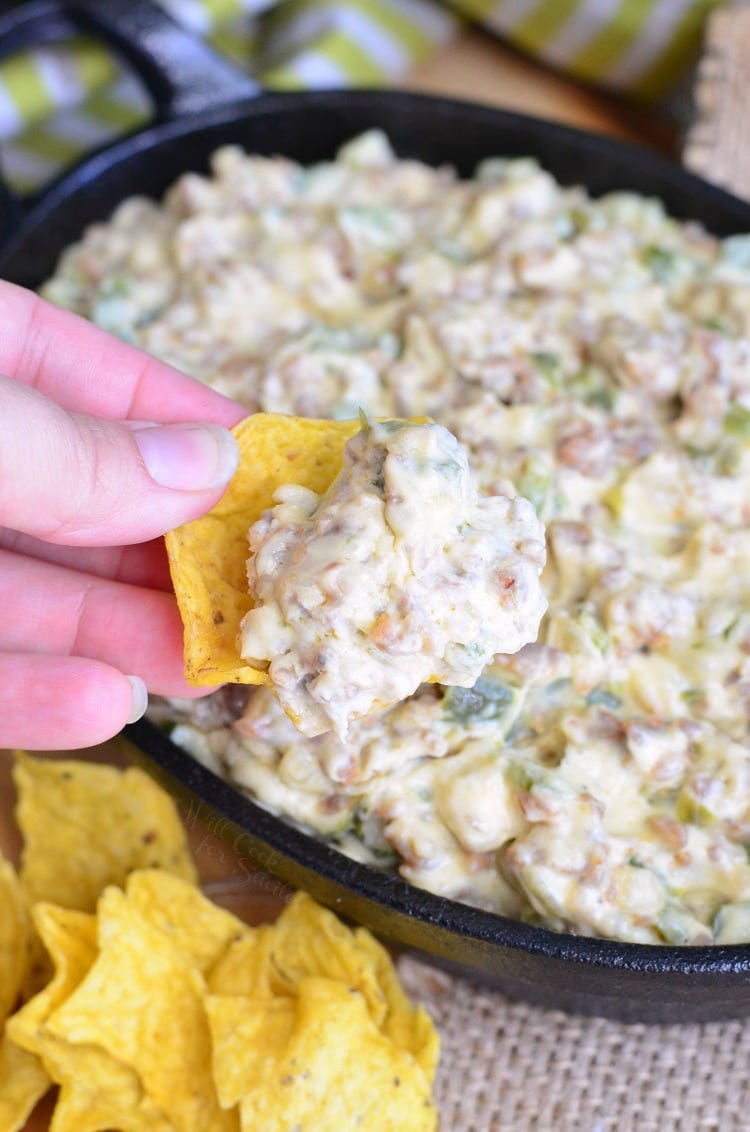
[{"x1": 0, "y1": 0, "x2": 721, "y2": 192}]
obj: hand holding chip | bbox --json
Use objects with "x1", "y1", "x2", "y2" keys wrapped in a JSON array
[{"x1": 0, "y1": 281, "x2": 245, "y2": 749}]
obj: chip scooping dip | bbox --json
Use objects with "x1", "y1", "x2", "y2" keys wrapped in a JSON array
[
  {"x1": 166, "y1": 413, "x2": 362, "y2": 687},
  {"x1": 240, "y1": 415, "x2": 547, "y2": 737},
  {"x1": 167, "y1": 413, "x2": 547, "y2": 738}
]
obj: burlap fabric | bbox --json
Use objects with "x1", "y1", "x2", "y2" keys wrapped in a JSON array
[
  {"x1": 684, "y1": 2, "x2": 750, "y2": 200},
  {"x1": 397, "y1": 956, "x2": 750, "y2": 1131}
]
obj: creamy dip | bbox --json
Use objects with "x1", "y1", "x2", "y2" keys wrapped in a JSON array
[
  {"x1": 45, "y1": 131, "x2": 750, "y2": 945},
  {"x1": 240, "y1": 418, "x2": 546, "y2": 738}
]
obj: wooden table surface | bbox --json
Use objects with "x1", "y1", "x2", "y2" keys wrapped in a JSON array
[
  {"x1": 0, "y1": 24, "x2": 678, "y2": 1130},
  {"x1": 406, "y1": 28, "x2": 676, "y2": 155}
]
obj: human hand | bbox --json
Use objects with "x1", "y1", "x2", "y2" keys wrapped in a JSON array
[{"x1": 0, "y1": 282, "x2": 246, "y2": 749}]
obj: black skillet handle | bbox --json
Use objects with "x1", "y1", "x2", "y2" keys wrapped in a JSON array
[
  {"x1": 0, "y1": 0, "x2": 257, "y2": 213},
  {"x1": 0, "y1": 0, "x2": 258, "y2": 116},
  {"x1": 68, "y1": 0, "x2": 259, "y2": 116}
]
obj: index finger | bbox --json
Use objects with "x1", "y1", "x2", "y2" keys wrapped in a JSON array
[{"x1": 0, "y1": 281, "x2": 246, "y2": 427}]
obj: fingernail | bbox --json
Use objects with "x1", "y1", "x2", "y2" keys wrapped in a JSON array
[
  {"x1": 125, "y1": 675, "x2": 148, "y2": 724},
  {"x1": 131, "y1": 423, "x2": 239, "y2": 491}
]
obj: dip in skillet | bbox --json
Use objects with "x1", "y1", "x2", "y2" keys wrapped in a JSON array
[{"x1": 45, "y1": 130, "x2": 750, "y2": 945}]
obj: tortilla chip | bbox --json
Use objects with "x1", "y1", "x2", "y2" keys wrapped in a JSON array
[
  {"x1": 270, "y1": 893, "x2": 433, "y2": 1046},
  {"x1": 8, "y1": 899, "x2": 193, "y2": 1132},
  {"x1": 166, "y1": 413, "x2": 361, "y2": 686},
  {"x1": 14, "y1": 754, "x2": 197, "y2": 912},
  {"x1": 3, "y1": 754, "x2": 439, "y2": 1132},
  {"x1": 41, "y1": 1040, "x2": 176, "y2": 1132},
  {"x1": 206, "y1": 924, "x2": 277, "y2": 999},
  {"x1": 267, "y1": 892, "x2": 391, "y2": 1023},
  {"x1": 212, "y1": 892, "x2": 439, "y2": 1084},
  {"x1": 208, "y1": 977, "x2": 437, "y2": 1132},
  {"x1": 123, "y1": 869, "x2": 245, "y2": 974},
  {"x1": 46, "y1": 885, "x2": 236, "y2": 1132},
  {"x1": 352, "y1": 929, "x2": 440, "y2": 1079},
  {"x1": 7, "y1": 903, "x2": 98, "y2": 1057},
  {"x1": 4, "y1": 903, "x2": 97, "y2": 1132},
  {"x1": 0, "y1": 1033, "x2": 51, "y2": 1132},
  {"x1": 205, "y1": 994, "x2": 297, "y2": 1109},
  {"x1": 0, "y1": 855, "x2": 30, "y2": 1025}
]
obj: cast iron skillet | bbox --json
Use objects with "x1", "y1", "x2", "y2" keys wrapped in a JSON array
[{"x1": 3, "y1": 0, "x2": 750, "y2": 1023}]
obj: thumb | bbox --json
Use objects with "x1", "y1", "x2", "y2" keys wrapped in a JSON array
[{"x1": 0, "y1": 374, "x2": 239, "y2": 546}]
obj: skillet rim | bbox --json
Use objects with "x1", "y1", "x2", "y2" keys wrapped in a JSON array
[{"x1": 3, "y1": 87, "x2": 750, "y2": 265}]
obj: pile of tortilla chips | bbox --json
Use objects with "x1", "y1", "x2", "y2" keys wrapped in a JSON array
[
  {"x1": 166, "y1": 413, "x2": 363, "y2": 688},
  {"x1": 0, "y1": 753, "x2": 439, "y2": 1132}
]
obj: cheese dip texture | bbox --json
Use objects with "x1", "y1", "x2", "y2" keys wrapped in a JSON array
[
  {"x1": 240, "y1": 419, "x2": 546, "y2": 738},
  {"x1": 44, "y1": 131, "x2": 750, "y2": 945}
]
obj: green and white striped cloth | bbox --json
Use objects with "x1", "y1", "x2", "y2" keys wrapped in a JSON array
[{"x1": 0, "y1": 0, "x2": 723, "y2": 192}]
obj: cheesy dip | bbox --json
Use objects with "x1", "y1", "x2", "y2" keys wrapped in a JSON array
[
  {"x1": 240, "y1": 418, "x2": 546, "y2": 738},
  {"x1": 44, "y1": 131, "x2": 750, "y2": 945}
]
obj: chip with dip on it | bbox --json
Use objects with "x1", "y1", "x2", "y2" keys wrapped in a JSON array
[
  {"x1": 166, "y1": 414, "x2": 363, "y2": 688},
  {"x1": 167, "y1": 413, "x2": 547, "y2": 737}
]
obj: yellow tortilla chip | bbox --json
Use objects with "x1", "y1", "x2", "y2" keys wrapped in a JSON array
[
  {"x1": 352, "y1": 929, "x2": 441, "y2": 1079},
  {"x1": 37, "y1": 1039, "x2": 177, "y2": 1132},
  {"x1": 205, "y1": 994, "x2": 297, "y2": 1109},
  {"x1": 4, "y1": 903, "x2": 97, "y2": 1132},
  {"x1": 207, "y1": 923, "x2": 277, "y2": 999},
  {"x1": 46, "y1": 885, "x2": 236, "y2": 1132},
  {"x1": 8, "y1": 901, "x2": 186, "y2": 1132},
  {"x1": 7, "y1": 903, "x2": 98, "y2": 1058},
  {"x1": 273, "y1": 894, "x2": 439, "y2": 1077},
  {"x1": 166, "y1": 413, "x2": 361, "y2": 686},
  {"x1": 0, "y1": 855, "x2": 29, "y2": 1025},
  {"x1": 3, "y1": 755, "x2": 439, "y2": 1132},
  {"x1": 14, "y1": 754, "x2": 197, "y2": 912},
  {"x1": 208, "y1": 891, "x2": 440, "y2": 1114},
  {"x1": 266, "y1": 892, "x2": 402, "y2": 1027},
  {"x1": 13, "y1": 1003, "x2": 175, "y2": 1132},
  {"x1": 212, "y1": 892, "x2": 439, "y2": 1073},
  {"x1": 267, "y1": 892, "x2": 391, "y2": 1023},
  {"x1": 0, "y1": 1033, "x2": 51, "y2": 1132},
  {"x1": 208, "y1": 977, "x2": 437, "y2": 1132},
  {"x1": 123, "y1": 869, "x2": 245, "y2": 974}
]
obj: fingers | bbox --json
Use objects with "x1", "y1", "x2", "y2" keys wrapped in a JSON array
[
  {"x1": 0, "y1": 375, "x2": 239, "y2": 546},
  {"x1": 0, "y1": 280, "x2": 240, "y2": 750},
  {"x1": 0, "y1": 281, "x2": 246, "y2": 427},
  {"x1": 0, "y1": 527, "x2": 172, "y2": 589},
  {"x1": 0, "y1": 548, "x2": 205, "y2": 697},
  {"x1": 0, "y1": 655, "x2": 148, "y2": 749}
]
